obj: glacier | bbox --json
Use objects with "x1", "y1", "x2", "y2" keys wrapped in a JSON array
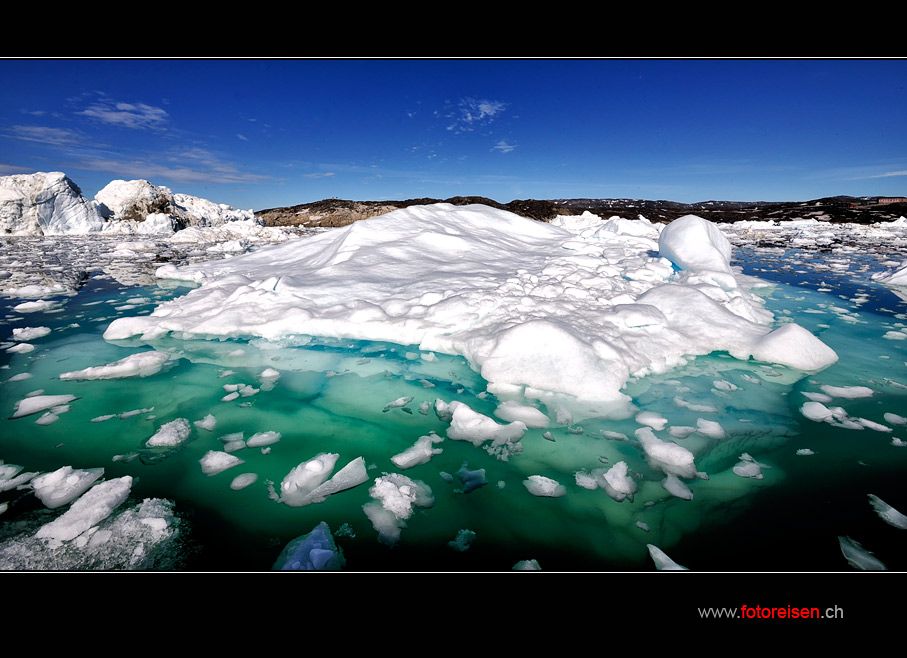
[{"x1": 1, "y1": 177, "x2": 907, "y2": 571}]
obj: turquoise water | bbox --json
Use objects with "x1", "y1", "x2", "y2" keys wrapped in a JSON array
[{"x1": 1, "y1": 246, "x2": 906, "y2": 572}]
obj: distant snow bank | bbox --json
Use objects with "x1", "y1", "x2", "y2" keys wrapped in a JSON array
[{"x1": 0, "y1": 171, "x2": 260, "y2": 237}]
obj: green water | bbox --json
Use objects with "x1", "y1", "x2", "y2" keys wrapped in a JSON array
[{"x1": 2, "y1": 251, "x2": 906, "y2": 572}]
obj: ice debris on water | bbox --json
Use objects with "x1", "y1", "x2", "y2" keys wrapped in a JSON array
[
  {"x1": 839, "y1": 536, "x2": 887, "y2": 570},
  {"x1": 448, "y1": 528, "x2": 476, "y2": 552},
  {"x1": 523, "y1": 475, "x2": 566, "y2": 497},
  {"x1": 390, "y1": 433, "x2": 443, "y2": 469},
  {"x1": 59, "y1": 351, "x2": 171, "y2": 380},
  {"x1": 647, "y1": 544, "x2": 689, "y2": 570},
  {"x1": 145, "y1": 418, "x2": 192, "y2": 447},
  {"x1": 732, "y1": 453, "x2": 771, "y2": 480},
  {"x1": 35, "y1": 476, "x2": 133, "y2": 549},
  {"x1": 868, "y1": 494, "x2": 907, "y2": 530},
  {"x1": 31, "y1": 466, "x2": 104, "y2": 508},
  {"x1": 199, "y1": 451, "x2": 244, "y2": 476},
  {"x1": 272, "y1": 521, "x2": 344, "y2": 571},
  {"x1": 455, "y1": 462, "x2": 487, "y2": 494},
  {"x1": 512, "y1": 559, "x2": 541, "y2": 571},
  {"x1": 363, "y1": 473, "x2": 434, "y2": 546}
]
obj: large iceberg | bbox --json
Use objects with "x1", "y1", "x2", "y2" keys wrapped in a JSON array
[
  {"x1": 103, "y1": 204, "x2": 838, "y2": 420},
  {"x1": 0, "y1": 172, "x2": 105, "y2": 235}
]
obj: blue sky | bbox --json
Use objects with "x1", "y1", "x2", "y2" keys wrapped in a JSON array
[{"x1": 2, "y1": 58, "x2": 905, "y2": 210}]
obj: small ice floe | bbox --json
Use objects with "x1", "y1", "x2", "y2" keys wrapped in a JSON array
[
  {"x1": 390, "y1": 433, "x2": 443, "y2": 470},
  {"x1": 732, "y1": 453, "x2": 771, "y2": 480},
  {"x1": 145, "y1": 418, "x2": 191, "y2": 447},
  {"x1": 696, "y1": 418, "x2": 726, "y2": 439},
  {"x1": 868, "y1": 494, "x2": 907, "y2": 530},
  {"x1": 523, "y1": 475, "x2": 566, "y2": 497},
  {"x1": 884, "y1": 412, "x2": 907, "y2": 426},
  {"x1": 455, "y1": 462, "x2": 487, "y2": 494},
  {"x1": 199, "y1": 450, "x2": 244, "y2": 476},
  {"x1": 0, "y1": 461, "x2": 38, "y2": 492},
  {"x1": 35, "y1": 476, "x2": 133, "y2": 550},
  {"x1": 362, "y1": 473, "x2": 434, "y2": 546},
  {"x1": 59, "y1": 351, "x2": 171, "y2": 380},
  {"x1": 218, "y1": 431, "x2": 246, "y2": 453},
  {"x1": 6, "y1": 343, "x2": 35, "y2": 354},
  {"x1": 543, "y1": 431, "x2": 555, "y2": 442},
  {"x1": 493, "y1": 400, "x2": 550, "y2": 428},
  {"x1": 662, "y1": 472, "x2": 694, "y2": 500},
  {"x1": 512, "y1": 559, "x2": 541, "y2": 571},
  {"x1": 11, "y1": 326, "x2": 50, "y2": 341},
  {"x1": 383, "y1": 396, "x2": 414, "y2": 413},
  {"x1": 636, "y1": 521, "x2": 651, "y2": 532},
  {"x1": 31, "y1": 466, "x2": 105, "y2": 508},
  {"x1": 278, "y1": 454, "x2": 368, "y2": 507},
  {"x1": 635, "y1": 427, "x2": 705, "y2": 480},
  {"x1": 9, "y1": 394, "x2": 79, "y2": 419},
  {"x1": 819, "y1": 384, "x2": 874, "y2": 399},
  {"x1": 246, "y1": 431, "x2": 281, "y2": 448},
  {"x1": 838, "y1": 536, "x2": 887, "y2": 570},
  {"x1": 796, "y1": 448, "x2": 815, "y2": 456},
  {"x1": 647, "y1": 544, "x2": 688, "y2": 571},
  {"x1": 229, "y1": 473, "x2": 258, "y2": 490},
  {"x1": 636, "y1": 411, "x2": 668, "y2": 431},
  {"x1": 441, "y1": 399, "x2": 527, "y2": 461},
  {"x1": 194, "y1": 414, "x2": 217, "y2": 431},
  {"x1": 448, "y1": 528, "x2": 476, "y2": 552},
  {"x1": 272, "y1": 521, "x2": 344, "y2": 571},
  {"x1": 602, "y1": 461, "x2": 637, "y2": 502}
]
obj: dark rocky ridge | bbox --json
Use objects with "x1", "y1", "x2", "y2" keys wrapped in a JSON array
[{"x1": 255, "y1": 195, "x2": 907, "y2": 228}]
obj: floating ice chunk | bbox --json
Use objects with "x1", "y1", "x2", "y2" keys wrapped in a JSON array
[
  {"x1": 31, "y1": 466, "x2": 105, "y2": 509},
  {"x1": 658, "y1": 214, "x2": 733, "y2": 277},
  {"x1": 673, "y1": 396, "x2": 718, "y2": 413},
  {"x1": 6, "y1": 343, "x2": 35, "y2": 353},
  {"x1": 456, "y1": 462, "x2": 487, "y2": 493},
  {"x1": 602, "y1": 461, "x2": 637, "y2": 502},
  {"x1": 199, "y1": 450, "x2": 244, "y2": 476},
  {"x1": 820, "y1": 384, "x2": 874, "y2": 399},
  {"x1": 145, "y1": 418, "x2": 191, "y2": 447},
  {"x1": 59, "y1": 351, "x2": 171, "y2": 380},
  {"x1": 635, "y1": 427, "x2": 702, "y2": 479},
  {"x1": 838, "y1": 536, "x2": 886, "y2": 571},
  {"x1": 749, "y1": 322, "x2": 838, "y2": 372},
  {"x1": 512, "y1": 559, "x2": 541, "y2": 571},
  {"x1": 523, "y1": 475, "x2": 566, "y2": 497},
  {"x1": 272, "y1": 522, "x2": 345, "y2": 571},
  {"x1": 0, "y1": 461, "x2": 39, "y2": 492},
  {"x1": 868, "y1": 494, "x2": 907, "y2": 529},
  {"x1": 300, "y1": 457, "x2": 369, "y2": 505},
  {"x1": 9, "y1": 394, "x2": 79, "y2": 419},
  {"x1": 662, "y1": 473, "x2": 694, "y2": 500},
  {"x1": 493, "y1": 400, "x2": 550, "y2": 428},
  {"x1": 383, "y1": 396, "x2": 414, "y2": 412},
  {"x1": 857, "y1": 418, "x2": 892, "y2": 432},
  {"x1": 35, "y1": 476, "x2": 133, "y2": 549},
  {"x1": 246, "y1": 431, "x2": 281, "y2": 448},
  {"x1": 445, "y1": 400, "x2": 527, "y2": 459},
  {"x1": 13, "y1": 299, "x2": 61, "y2": 313},
  {"x1": 647, "y1": 544, "x2": 689, "y2": 570},
  {"x1": 732, "y1": 453, "x2": 770, "y2": 479},
  {"x1": 12, "y1": 326, "x2": 50, "y2": 341},
  {"x1": 278, "y1": 453, "x2": 339, "y2": 507},
  {"x1": 449, "y1": 529, "x2": 476, "y2": 552},
  {"x1": 363, "y1": 473, "x2": 434, "y2": 546},
  {"x1": 796, "y1": 448, "x2": 815, "y2": 456},
  {"x1": 194, "y1": 414, "x2": 217, "y2": 431},
  {"x1": 636, "y1": 411, "x2": 668, "y2": 431},
  {"x1": 391, "y1": 433, "x2": 444, "y2": 469},
  {"x1": 230, "y1": 473, "x2": 258, "y2": 490},
  {"x1": 884, "y1": 412, "x2": 906, "y2": 425},
  {"x1": 696, "y1": 418, "x2": 726, "y2": 439}
]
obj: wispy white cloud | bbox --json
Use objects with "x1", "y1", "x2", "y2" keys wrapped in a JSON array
[
  {"x1": 492, "y1": 140, "x2": 517, "y2": 153},
  {"x1": 868, "y1": 170, "x2": 907, "y2": 178},
  {"x1": 7, "y1": 124, "x2": 91, "y2": 146},
  {"x1": 77, "y1": 99, "x2": 169, "y2": 131},
  {"x1": 445, "y1": 98, "x2": 508, "y2": 134}
]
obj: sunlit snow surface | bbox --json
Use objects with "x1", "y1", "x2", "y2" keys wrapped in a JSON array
[{"x1": 1, "y1": 206, "x2": 907, "y2": 571}]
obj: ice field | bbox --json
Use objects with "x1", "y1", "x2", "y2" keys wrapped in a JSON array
[{"x1": 2, "y1": 204, "x2": 907, "y2": 571}]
